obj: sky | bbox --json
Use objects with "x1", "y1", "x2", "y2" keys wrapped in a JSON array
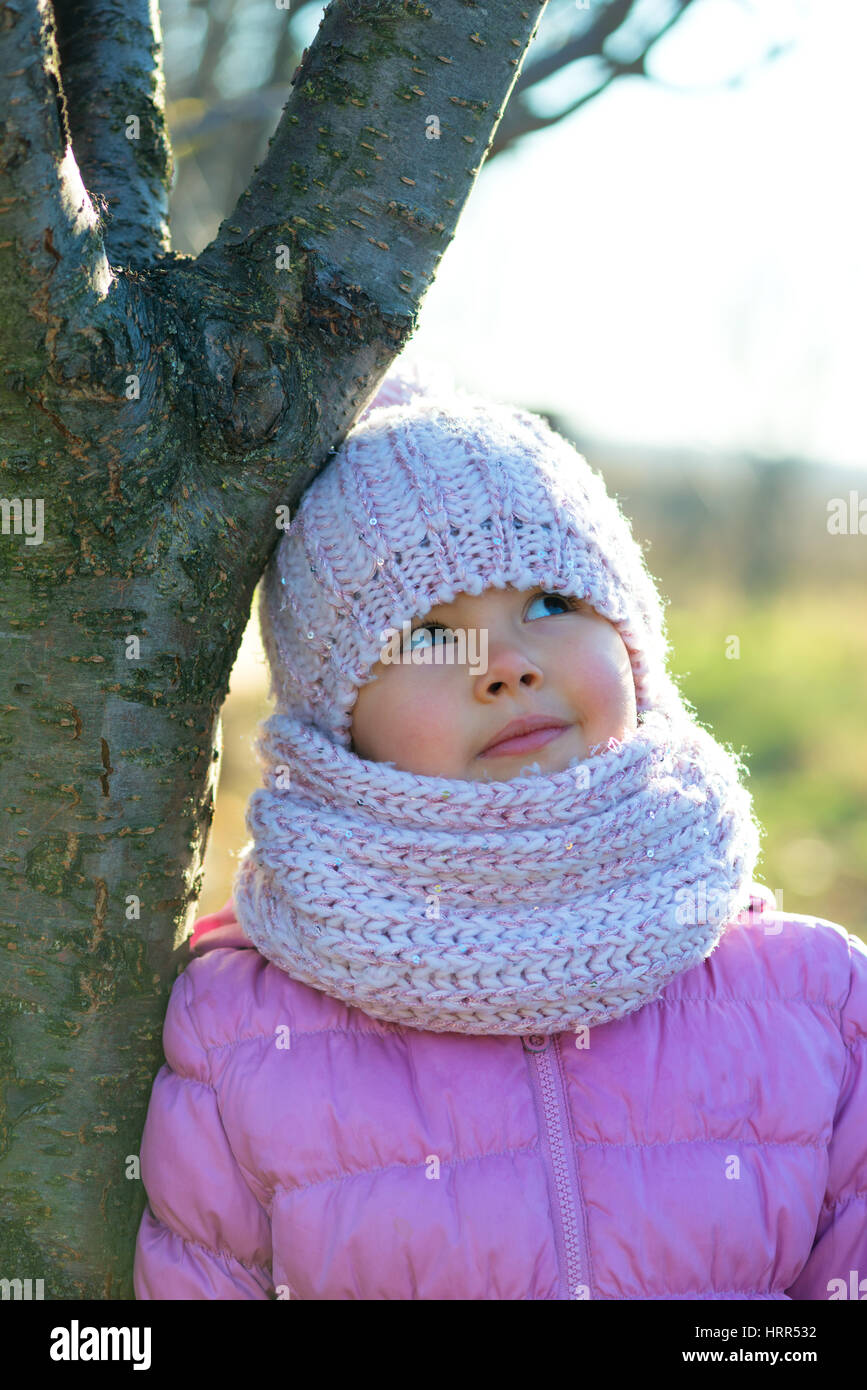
[{"x1": 338, "y1": 0, "x2": 867, "y2": 469}]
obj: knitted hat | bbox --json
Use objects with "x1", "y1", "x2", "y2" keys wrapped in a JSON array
[{"x1": 260, "y1": 360, "x2": 687, "y2": 747}]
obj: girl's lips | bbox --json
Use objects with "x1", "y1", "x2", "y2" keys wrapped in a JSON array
[{"x1": 479, "y1": 725, "x2": 570, "y2": 758}]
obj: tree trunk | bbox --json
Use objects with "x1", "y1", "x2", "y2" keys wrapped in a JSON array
[{"x1": 0, "y1": 0, "x2": 548, "y2": 1299}]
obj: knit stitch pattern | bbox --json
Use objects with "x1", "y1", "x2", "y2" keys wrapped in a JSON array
[{"x1": 234, "y1": 708, "x2": 761, "y2": 1034}]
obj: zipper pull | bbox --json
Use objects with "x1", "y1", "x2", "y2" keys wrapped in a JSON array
[{"x1": 522, "y1": 1033, "x2": 549, "y2": 1053}]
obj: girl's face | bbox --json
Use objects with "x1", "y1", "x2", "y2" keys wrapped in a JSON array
[{"x1": 350, "y1": 585, "x2": 638, "y2": 780}]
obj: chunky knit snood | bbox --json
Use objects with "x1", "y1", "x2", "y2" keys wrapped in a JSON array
[{"x1": 234, "y1": 707, "x2": 760, "y2": 1035}]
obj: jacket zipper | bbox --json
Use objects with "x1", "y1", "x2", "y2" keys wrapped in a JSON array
[{"x1": 523, "y1": 1033, "x2": 591, "y2": 1300}]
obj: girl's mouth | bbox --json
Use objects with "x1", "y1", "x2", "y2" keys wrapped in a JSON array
[{"x1": 479, "y1": 725, "x2": 569, "y2": 758}]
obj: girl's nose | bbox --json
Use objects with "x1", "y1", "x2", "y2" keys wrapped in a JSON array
[{"x1": 477, "y1": 645, "x2": 544, "y2": 698}]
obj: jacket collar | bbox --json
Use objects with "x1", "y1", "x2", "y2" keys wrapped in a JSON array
[{"x1": 190, "y1": 919, "x2": 253, "y2": 956}]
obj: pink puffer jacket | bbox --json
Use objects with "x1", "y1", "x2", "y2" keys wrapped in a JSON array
[{"x1": 134, "y1": 886, "x2": 867, "y2": 1300}]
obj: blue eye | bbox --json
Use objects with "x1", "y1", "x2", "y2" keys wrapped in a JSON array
[
  {"x1": 407, "y1": 624, "x2": 457, "y2": 651},
  {"x1": 526, "y1": 592, "x2": 577, "y2": 619},
  {"x1": 404, "y1": 592, "x2": 577, "y2": 652}
]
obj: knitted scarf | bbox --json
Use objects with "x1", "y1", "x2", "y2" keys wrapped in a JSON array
[{"x1": 232, "y1": 704, "x2": 761, "y2": 1036}]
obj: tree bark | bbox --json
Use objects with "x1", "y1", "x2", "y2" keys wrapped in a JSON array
[{"x1": 0, "y1": 0, "x2": 548, "y2": 1299}]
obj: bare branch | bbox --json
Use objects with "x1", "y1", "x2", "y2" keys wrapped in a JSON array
[
  {"x1": 0, "y1": 0, "x2": 113, "y2": 370},
  {"x1": 516, "y1": 0, "x2": 635, "y2": 89},
  {"x1": 187, "y1": 0, "x2": 550, "y2": 459},
  {"x1": 487, "y1": 69, "x2": 621, "y2": 156},
  {"x1": 52, "y1": 0, "x2": 173, "y2": 265},
  {"x1": 180, "y1": 0, "x2": 236, "y2": 103},
  {"x1": 487, "y1": 1, "x2": 790, "y2": 163},
  {"x1": 164, "y1": 1, "x2": 699, "y2": 180}
]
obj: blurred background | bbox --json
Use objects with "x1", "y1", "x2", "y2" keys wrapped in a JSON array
[{"x1": 161, "y1": 0, "x2": 867, "y2": 940}]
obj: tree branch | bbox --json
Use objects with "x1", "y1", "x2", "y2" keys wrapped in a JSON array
[
  {"x1": 0, "y1": 0, "x2": 114, "y2": 372},
  {"x1": 52, "y1": 0, "x2": 173, "y2": 265},
  {"x1": 163, "y1": 1, "x2": 701, "y2": 181},
  {"x1": 181, "y1": 0, "x2": 550, "y2": 493},
  {"x1": 516, "y1": 0, "x2": 635, "y2": 90},
  {"x1": 179, "y1": 0, "x2": 235, "y2": 103},
  {"x1": 488, "y1": 0, "x2": 699, "y2": 160}
]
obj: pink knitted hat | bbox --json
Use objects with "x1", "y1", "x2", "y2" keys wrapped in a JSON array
[{"x1": 260, "y1": 360, "x2": 687, "y2": 745}]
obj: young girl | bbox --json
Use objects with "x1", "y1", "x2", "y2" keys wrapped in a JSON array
[{"x1": 134, "y1": 364, "x2": 867, "y2": 1300}]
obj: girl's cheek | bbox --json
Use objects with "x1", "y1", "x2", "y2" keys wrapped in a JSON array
[
  {"x1": 365, "y1": 674, "x2": 435, "y2": 740},
  {"x1": 574, "y1": 645, "x2": 636, "y2": 728},
  {"x1": 396, "y1": 680, "x2": 452, "y2": 740}
]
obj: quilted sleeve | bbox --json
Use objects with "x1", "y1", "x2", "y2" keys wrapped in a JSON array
[
  {"x1": 785, "y1": 929, "x2": 867, "y2": 1300},
  {"x1": 134, "y1": 965, "x2": 273, "y2": 1300}
]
